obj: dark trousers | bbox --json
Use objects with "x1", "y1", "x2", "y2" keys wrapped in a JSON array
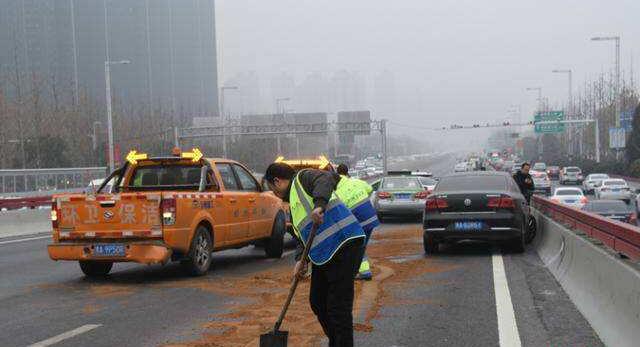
[{"x1": 310, "y1": 238, "x2": 365, "y2": 347}]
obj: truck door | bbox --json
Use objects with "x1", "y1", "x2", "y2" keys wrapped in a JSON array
[
  {"x1": 215, "y1": 163, "x2": 249, "y2": 242},
  {"x1": 231, "y1": 164, "x2": 269, "y2": 238}
]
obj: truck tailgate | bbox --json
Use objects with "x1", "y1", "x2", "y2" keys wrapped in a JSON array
[{"x1": 56, "y1": 193, "x2": 162, "y2": 238}]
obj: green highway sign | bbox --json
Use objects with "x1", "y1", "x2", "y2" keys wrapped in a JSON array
[{"x1": 534, "y1": 111, "x2": 565, "y2": 133}]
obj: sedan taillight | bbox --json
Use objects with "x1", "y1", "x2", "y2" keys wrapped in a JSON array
[
  {"x1": 487, "y1": 195, "x2": 515, "y2": 209},
  {"x1": 425, "y1": 197, "x2": 448, "y2": 211},
  {"x1": 415, "y1": 191, "x2": 429, "y2": 199},
  {"x1": 377, "y1": 191, "x2": 392, "y2": 199}
]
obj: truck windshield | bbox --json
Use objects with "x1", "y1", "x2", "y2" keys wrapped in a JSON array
[{"x1": 128, "y1": 164, "x2": 210, "y2": 191}]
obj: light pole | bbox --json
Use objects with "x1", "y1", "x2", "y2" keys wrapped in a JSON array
[
  {"x1": 219, "y1": 86, "x2": 238, "y2": 158},
  {"x1": 105, "y1": 59, "x2": 131, "y2": 173},
  {"x1": 526, "y1": 87, "x2": 543, "y2": 112},
  {"x1": 553, "y1": 69, "x2": 573, "y2": 154},
  {"x1": 591, "y1": 36, "x2": 621, "y2": 159},
  {"x1": 275, "y1": 97, "x2": 291, "y2": 155}
]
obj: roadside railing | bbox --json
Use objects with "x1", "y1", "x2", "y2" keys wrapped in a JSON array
[
  {"x1": 533, "y1": 195, "x2": 640, "y2": 260},
  {"x1": 0, "y1": 196, "x2": 52, "y2": 211}
]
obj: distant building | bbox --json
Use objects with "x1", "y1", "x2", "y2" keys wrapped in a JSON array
[{"x1": 0, "y1": 0, "x2": 219, "y2": 119}]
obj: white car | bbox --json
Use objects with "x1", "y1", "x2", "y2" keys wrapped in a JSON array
[
  {"x1": 454, "y1": 162, "x2": 468, "y2": 172},
  {"x1": 594, "y1": 179, "x2": 633, "y2": 203},
  {"x1": 559, "y1": 166, "x2": 584, "y2": 185},
  {"x1": 582, "y1": 173, "x2": 610, "y2": 194},
  {"x1": 550, "y1": 187, "x2": 587, "y2": 209}
]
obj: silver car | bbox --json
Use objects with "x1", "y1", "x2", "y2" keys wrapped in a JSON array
[
  {"x1": 582, "y1": 173, "x2": 609, "y2": 194},
  {"x1": 595, "y1": 179, "x2": 633, "y2": 202},
  {"x1": 372, "y1": 176, "x2": 428, "y2": 221},
  {"x1": 531, "y1": 170, "x2": 551, "y2": 195},
  {"x1": 560, "y1": 166, "x2": 583, "y2": 185}
]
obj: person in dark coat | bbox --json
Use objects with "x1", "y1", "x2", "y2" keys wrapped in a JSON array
[{"x1": 513, "y1": 162, "x2": 535, "y2": 203}]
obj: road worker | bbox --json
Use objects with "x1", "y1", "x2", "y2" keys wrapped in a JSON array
[
  {"x1": 336, "y1": 163, "x2": 379, "y2": 280},
  {"x1": 264, "y1": 162, "x2": 365, "y2": 347}
]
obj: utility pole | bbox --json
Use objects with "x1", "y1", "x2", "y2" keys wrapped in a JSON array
[{"x1": 526, "y1": 87, "x2": 543, "y2": 157}]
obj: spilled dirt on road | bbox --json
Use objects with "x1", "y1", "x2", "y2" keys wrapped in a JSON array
[{"x1": 166, "y1": 224, "x2": 460, "y2": 347}]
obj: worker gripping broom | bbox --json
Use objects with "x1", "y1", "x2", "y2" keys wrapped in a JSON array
[{"x1": 336, "y1": 164, "x2": 380, "y2": 280}]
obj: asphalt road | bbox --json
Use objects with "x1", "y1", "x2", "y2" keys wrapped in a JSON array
[
  {"x1": 355, "y1": 222, "x2": 602, "y2": 347},
  {"x1": 0, "y1": 152, "x2": 603, "y2": 347}
]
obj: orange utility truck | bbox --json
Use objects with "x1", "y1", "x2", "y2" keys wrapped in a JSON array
[{"x1": 48, "y1": 149, "x2": 286, "y2": 277}]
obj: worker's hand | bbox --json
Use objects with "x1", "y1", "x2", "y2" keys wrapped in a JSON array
[
  {"x1": 293, "y1": 260, "x2": 308, "y2": 280},
  {"x1": 311, "y1": 207, "x2": 324, "y2": 225},
  {"x1": 525, "y1": 178, "x2": 532, "y2": 184}
]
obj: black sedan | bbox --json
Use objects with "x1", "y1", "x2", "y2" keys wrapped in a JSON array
[{"x1": 423, "y1": 171, "x2": 529, "y2": 253}]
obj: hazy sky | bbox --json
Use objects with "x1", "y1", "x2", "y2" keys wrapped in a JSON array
[{"x1": 216, "y1": 0, "x2": 640, "y2": 146}]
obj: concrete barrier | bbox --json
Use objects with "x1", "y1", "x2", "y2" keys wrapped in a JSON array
[
  {"x1": 0, "y1": 209, "x2": 51, "y2": 238},
  {"x1": 531, "y1": 208, "x2": 640, "y2": 347}
]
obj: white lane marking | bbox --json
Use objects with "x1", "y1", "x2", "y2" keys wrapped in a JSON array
[
  {"x1": 27, "y1": 324, "x2": 102, "y2": 347},
  {"x1": 492, "y1": 253, "x2": 522, "y2": 347},
  {"x1": 0, "y1": 235, "x2": 50, "y2": 245}
]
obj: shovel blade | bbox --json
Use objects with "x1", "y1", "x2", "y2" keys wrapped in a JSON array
[{"x1": 259, "y1": 330, "x2": 288, "y2": 347}]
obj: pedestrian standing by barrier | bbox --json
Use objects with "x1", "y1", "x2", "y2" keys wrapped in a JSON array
[
  {"x1": 513, "y1": 162, "x2": 535, "y2": 204},
  {"x1": 264, "y1": 162, "x2": 365, "y2": 347}
]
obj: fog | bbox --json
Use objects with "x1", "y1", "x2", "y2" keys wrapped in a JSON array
[{"x1": 217, "y1": 0, "x2": 640, "y2": 150}]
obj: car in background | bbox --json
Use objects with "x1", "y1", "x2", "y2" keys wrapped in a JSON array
[
  {"x1": 582, "y1": 173, "x2": 610, "y2": 194},
  {"x1": 454, "y1": 162, "x2": 468, "y2": 172},
  {"x1": 530, "y1": 170, "x2": 551, "y2": 196},
  {"x1": 417, "y1": 176, "x2": 438, "y2": 194},
  {"x1": 532, "y1": 162, "x2": 547, "y2": 172},
  {"x1": 85, "y1": 178, "x2": 112, "y2": 194},
  {"x1": 582, "y1": 200, "x2": 636, "y2": 225},
  {"x1": 550, "y1": 187, "x2": 587, "y2": 209},
  {"x1": 371, "y1": 175, "x2": 428, "y2": 221},
  {"x1": 511, "y1": 163, "x2": 522, "y2": 175},
  {"x1": 559, "y1": 166, "x2": 583, "y2": 185},
  {"x1": 423, "y1": 171, "x2": 528, "y2": 253},
  {"x1": 546, "y1": 166, "x2": 560, "y2": 180},
  {"x1": 594, "y1": 178, "x2": 633, "y2": 203},
  {"x1": 503, "y1": 161, "x2": 515, "y2": 173}
]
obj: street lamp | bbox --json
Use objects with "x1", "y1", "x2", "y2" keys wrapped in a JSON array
[
  {"x1": 526, "y1": 87, "x2": 543, "y2": 112},
  {"x1": 591, "y1": 36, "x2": 621, "y2": 159},
  {"x1": 105, "y1": 59, "x2": 131, "y2": 173},
  {"x1": 219, "y1": 86, "x2": 238, "y2": 158}
]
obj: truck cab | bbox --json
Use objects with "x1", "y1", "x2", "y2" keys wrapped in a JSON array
[{"x1": 48, "y1": 149, "x2": 286, "y2": 277}]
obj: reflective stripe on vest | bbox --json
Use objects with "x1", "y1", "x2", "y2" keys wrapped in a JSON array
[
  {"x1": 290, "y1": 174, "x2": 364, "y2": 265},
  {"x1": 335, "y1": 177, "x2": 380, "y2": 232}
]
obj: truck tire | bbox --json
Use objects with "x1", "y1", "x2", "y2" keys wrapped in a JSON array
[
  {"x1": 181, "y1": 226, "x2": 213, "y2": 276},
  {"x1": 423, "y1": 233, "x2": 439, "y2": 254},
  {"x1": 79, "y1": 261, "x2": 113, "y2": 277},
  {"x1": 265, "y1": 212, "x2": 285, "y2": 258}
]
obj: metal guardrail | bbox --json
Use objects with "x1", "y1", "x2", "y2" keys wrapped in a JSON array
[
  {"x1": 533, "y1": 195, "x2": 640, "y2": 260},
  {"x1": 0, "y1": 196, "x2": 52, "y2": 210}
]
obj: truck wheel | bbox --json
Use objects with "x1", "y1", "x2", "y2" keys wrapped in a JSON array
[
  {"x1": 182, "y1": 226, "x2": 213, "y2": 276},
  {"x1": 265, "y1": 212, "x2": 285, "y2": 258},
  {"x1": 423, "y1": 233, "x2": 439, "y2": 254},
  {"x1": 79, "y1": 261, "x2": 113, "y2": 277}
]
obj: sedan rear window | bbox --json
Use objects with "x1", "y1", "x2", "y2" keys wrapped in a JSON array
[
  {"x1": 604, "y1": 180, "x2": 626, "y2": 186},
  {"x1": 555, "y1": 189, "x2": 583, "y2": 196},
  {"x1": 382, "y1": 177, "x2": 421, "y2": 189},
  {"x1": 565, "y1": 167, "x2": 581, "y2": 173},
  {"x1": 435, "y1": 175, "x2": 506, "y2": 192}
]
